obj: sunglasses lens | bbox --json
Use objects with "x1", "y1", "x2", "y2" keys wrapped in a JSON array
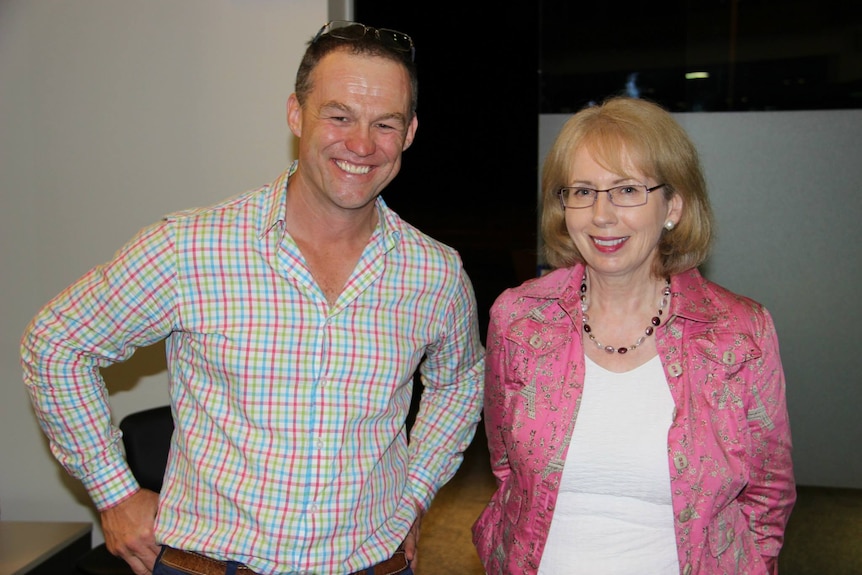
[
  {"x1": 315, "y1": 21, "x2": 414, "y2": 60},
  {"x1": 378, "y1": 29, "x2": 413, "y2": 53},
  {"x1": 329, "y1": 22, "x2": 367, "y2": 39}
]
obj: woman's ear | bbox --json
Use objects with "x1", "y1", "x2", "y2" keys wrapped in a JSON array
[{"x1": 667, "y1": 191, "x2": 684, "y2": 226}]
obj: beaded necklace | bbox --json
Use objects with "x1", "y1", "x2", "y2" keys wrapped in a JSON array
[{"x1": 580, "y1": 275, "x2": 671, "y2": 354}]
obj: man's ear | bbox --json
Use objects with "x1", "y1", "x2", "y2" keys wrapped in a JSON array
[
  {"x1": 286, "y1": 93, "x2": 302, "y2": 138},
  {"x1": 402, "y1": 115, "x2": 418, "y2": 151}
]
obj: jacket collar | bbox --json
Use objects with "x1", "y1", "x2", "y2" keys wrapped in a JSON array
[{"x1": 518, "y1": 264, "x2": 723, "y2": 325}]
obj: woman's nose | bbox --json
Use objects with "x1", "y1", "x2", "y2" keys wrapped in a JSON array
[{"x1": 591, "y1": 191, "x2": 618, "y2": 223}]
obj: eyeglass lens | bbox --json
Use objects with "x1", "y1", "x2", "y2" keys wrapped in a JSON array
[{"x1": 560, "y1": 185, "x2": 649, "y2": 208}]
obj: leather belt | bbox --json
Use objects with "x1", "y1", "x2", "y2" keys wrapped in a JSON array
[
  {"x1": 159, "y1": 546, "x2": 409, "y2": 575},
  {"x1": 349, "y1": 549, "x2": 408, "y2": 575},
  {"x1": 160, "y1": 547, "x2": 258, "y2": 574}
]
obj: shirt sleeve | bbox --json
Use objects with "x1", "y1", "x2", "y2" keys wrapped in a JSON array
[
  {"x1": 739, "y1": 307, "x2": 796, "y2": 566},
  {"x1": 479, "y1": 291, "x2": 513, "y2": 488},
  {"x1": 20, "y1": 220, "x2": 178, "y2": 510},
  {"x1": 404, "y1": 266, "x2": 485, "y2": 513}
]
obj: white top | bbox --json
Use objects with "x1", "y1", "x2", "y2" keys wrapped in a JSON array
[{"x1": 537, "y1": 356, "x2": 679, "y2": 575}]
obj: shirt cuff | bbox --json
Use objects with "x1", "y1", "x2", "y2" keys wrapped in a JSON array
[{"x1": 81, "y1": 458, "x2": 141, "y2": 511}]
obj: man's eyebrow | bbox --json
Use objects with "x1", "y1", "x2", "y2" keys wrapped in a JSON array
[
  {"x1": 317, "y1": 101, "x2": 407, "y2": 125},
  {"x1": 319, "y1": 101, "x2": 352, "y2": 114},
  {"x1": 374, "y1": 111, "x2": 408, "y2": 124}
]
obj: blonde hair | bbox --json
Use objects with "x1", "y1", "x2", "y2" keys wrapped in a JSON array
[{"x1": 541, "y1": 96, "x2": 713, "y2": 277}]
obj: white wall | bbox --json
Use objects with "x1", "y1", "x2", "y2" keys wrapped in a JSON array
[
  {"x1": 0, "y1": 0, "x2": 334, "y2": 544},
  {"x1": 540, "y1": 110, "x2": 862, "y2": 489}
]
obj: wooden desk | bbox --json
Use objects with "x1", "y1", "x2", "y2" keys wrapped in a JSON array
[{"x1": 0, "y1": 521, "x2": 92, "y2": 575}]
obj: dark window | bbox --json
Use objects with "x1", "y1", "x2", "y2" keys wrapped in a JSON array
[{"x1": 540, "y1": 0, "x2": 862, "y2": 112}]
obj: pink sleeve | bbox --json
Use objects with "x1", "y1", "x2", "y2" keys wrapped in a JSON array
[{"x1": 740, "y1": 308, "x2": 796, "y2": 564}]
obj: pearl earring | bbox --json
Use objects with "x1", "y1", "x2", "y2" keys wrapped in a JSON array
[{"x1": 665, "y1": 221, "x2": 674, "y2": 230}]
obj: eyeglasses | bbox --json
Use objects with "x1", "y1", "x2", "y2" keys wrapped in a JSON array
[
  {"x1": 557, "y1": 183, "x2": 666, "y2": 209},
  {"x1": 313, "y1": 20, "x2": 415, "y2": 62}
]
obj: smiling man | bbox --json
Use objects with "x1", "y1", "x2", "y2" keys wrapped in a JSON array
[{"x1": 21, "y1": 21, "x2": 484, "y2": 575}]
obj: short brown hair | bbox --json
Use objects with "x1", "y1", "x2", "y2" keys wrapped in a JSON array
[
  {"x1": 294, "y1": 27, "x2": 418, "y2": 118},
  {"x1": 541, "y1": 96, "x2": 714, "y2": 277}
]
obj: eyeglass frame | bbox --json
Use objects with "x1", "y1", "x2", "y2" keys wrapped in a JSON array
[
  {"x1": 557, "y1": 183, "x2": 666, "y2": 209},
  {"x1": 312, "y1": 20, "x2": 415, "y2": 62}
]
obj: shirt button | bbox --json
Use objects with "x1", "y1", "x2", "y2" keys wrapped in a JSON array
[
  {"x1": 722, "y1": 350, "x2": 736, "y2": 364},
  {"x1": 668, "y1": 362, "x2": 683, "y2": 377},
  {"x1": 529, "y1": 333, "x2": 543, "y2": 349},
  {"x1": 673, "y1": 454, "x2": 689, "y2": 471},
  {"x1": 682, "y1": 564, "x2": 692, "y2": 575},
  {"x1": 315, "y1": 438, "x2": 325, "y2": 449}
]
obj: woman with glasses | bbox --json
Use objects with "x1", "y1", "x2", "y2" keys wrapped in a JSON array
[{"x1": 472, "y1": 96, "x2": 795, "y2": 574}]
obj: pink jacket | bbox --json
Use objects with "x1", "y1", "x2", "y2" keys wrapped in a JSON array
[{"x1": 472, "y1": 265, "x2": 795, "y2": 575}]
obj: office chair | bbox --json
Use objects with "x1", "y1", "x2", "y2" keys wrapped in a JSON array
[{"x1": 75, "y1": 405, "x2": 174, "y2": 575}]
